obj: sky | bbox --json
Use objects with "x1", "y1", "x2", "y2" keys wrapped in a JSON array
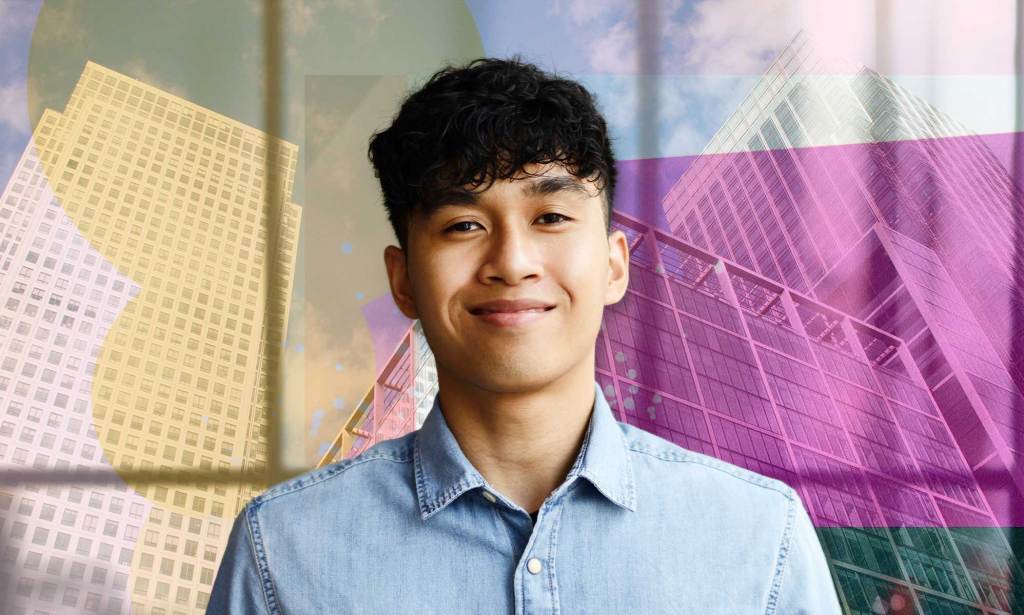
[
  {"x1": 1, "y1": 0, "x2": 1021, "y2": 465},
  {"x1": 466, "y1": 0, "x2": 1023, "y2": 160},
  {"x1": 0, "y1": 0, "x2": 42, "y2": 183},
  {"x1": 4, "y1": 0, "x2": 1022, "y2": 196}
]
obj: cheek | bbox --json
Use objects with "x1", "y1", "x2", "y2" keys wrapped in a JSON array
[
  {"x1": 410, "y1": 256, "x2": 466, "y2": 318},
  {"x1": 555, "y1": 241, "x2": 608, "y2": 300}
]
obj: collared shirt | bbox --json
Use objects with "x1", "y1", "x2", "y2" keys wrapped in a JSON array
[{"x1": 208, "y1": 381, "x2": 842, "y2": 614}]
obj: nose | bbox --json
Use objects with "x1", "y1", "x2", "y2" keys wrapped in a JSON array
[{"x1": 477, "y1": 222, "x2": 543, "y2": 286}]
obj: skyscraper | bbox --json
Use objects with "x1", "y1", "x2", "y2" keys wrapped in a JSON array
[
  {"x1": 319, "y1": 320, "x2": 436, "y2": 464},
  {"x1": 0, "y1": 128, "x2": 146, "y2": 613},
  {"x1": 0, "y1": 60, "x2": 300, "y2": 614},
  {"x1": 660, "y1": 31, "x2": 1024, "y2": 531},
  {"x1": 603, "y1": 211, "x2": 1021, "y2": 613}
]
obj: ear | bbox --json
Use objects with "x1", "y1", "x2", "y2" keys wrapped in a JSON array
[
  {"x1": 384, "y1": 244, "x2": 419, "y2": 319},
  {"x1": 604, "y1": 229, "x2": 629, "y2": 305}
]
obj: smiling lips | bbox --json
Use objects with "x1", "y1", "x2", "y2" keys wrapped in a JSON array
[{"x1": 469, "y1": 299, "x2": 556, "y2": 327}]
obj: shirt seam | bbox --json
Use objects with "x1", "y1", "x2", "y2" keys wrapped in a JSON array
[
  {"x1": 422, "y1": 477, "x2": 483, "y2": 515},
  {"x1": 567, "y1": 406, "x2": 595, "y2": 477},
  {"x1": 763, "y1": 489, "x2": 798, "y2": 615},
  {"x1": 245, "y1": 502, "x2": 281, "y2": 615},
  {"x1": 547, "y1": 495, "x2": 566, "y2": 615},
  {"x1": 627, "y1": 443, "x2": 792, "y2": 496},
  {"x1": 256, "y1": 449, "x2": 413, "y2": 505},
  {"x1": 413, "y1": 435, "x2": 430, "y2": 515},
  {"x1": 620, "y1": 428, "x2": 637, "y2": 508},
  {"x1": 572, "y1": 418, "x2": 636, "y2": 510}
]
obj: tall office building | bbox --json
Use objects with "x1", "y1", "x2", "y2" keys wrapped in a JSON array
[
  {"x1": 604, "y1": 211, "x2": 1021, "y2": 614},
  {"x1": 0, "y1": 61, "x2": 301, "y2": 614},
  {"x1": 319, "y1": 320, "x2": 436, "y2": 465},
  {"x1": 661, "y1": 32, "x2": 1024, "y2": 531},
  {"x1": 0, "y1": 136, "x2": 147, "y2": 613}
]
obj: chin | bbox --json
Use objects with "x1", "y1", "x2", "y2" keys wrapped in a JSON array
[{"x1": 467, "y1": 355, "x2": 572, "y2": 393}]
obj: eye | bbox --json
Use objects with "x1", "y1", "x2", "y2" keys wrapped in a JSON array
[
  {"x1": 444, "y1": 220, "x2": 482, "y2": 234},
  {"x1": 537, "y1": 212, "x2": 571, "y2": 225}
]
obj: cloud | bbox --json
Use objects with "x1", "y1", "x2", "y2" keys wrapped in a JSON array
[
  {"x1": 0, "y1": 80, "x2": 29, "y2": 136},
  {"x1": 247, "y1": 0, "x2": 391, "y2": 36},
  {"x1": 662, "y1": 119, "x2": 706, "y2": 156},
  {"x1": 679, "y1": 0, "x2": 796, "y2": 73},
  {"x1": 119, "y1": 59, "x2": 188, "y2": 99},
  {"x1": 288, "y1": 0, "x2": 318, "y2": 35},
  {"x1": 550, "y1": 0, "x2": 623, "y2": 26},
  {"x1": 589, "y1": 20, "x2": 639, "y2": 73},
  {"x1": 30, "y1": 0, "x2": 86, "y2": 48},
  {"x1": 682, "y1": 0, "x2": 1021, "y2": 75},
  {"x1": 359, "y1": 0, "x2": 391, "y2": 26},
  {"x1": 591, "y1": 76, "x2": 638, "y2": 132},
  {"x1": 655, "y1": 76, "x2": 693, "y2": 124},
  {"x1": 0, "y1": 147, "x2": 20, "y2": 185},
  {"x1": 547, "y1": 0, "x2": 796, "y2": 75},
  {"x1": 0, "y1": 0, "x2": 38, "y2": 41},
  {"x1": 286, "y1": 97, "x2": 305, "y2": 143},
  {"x1": 289, "y1": 295, "x2": 378, "y2": 465}
]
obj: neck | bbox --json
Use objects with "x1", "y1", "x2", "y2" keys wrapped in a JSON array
[{"x1": 435, "y1": 358, "x2": 596, "y2": 514}]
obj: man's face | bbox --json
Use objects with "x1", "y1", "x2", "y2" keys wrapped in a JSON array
[{"x1": 384, "y1": 162, "x2": 629, "y2": 394}]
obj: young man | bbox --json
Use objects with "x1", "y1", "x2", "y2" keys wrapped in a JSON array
[{"x1": 209, "y1": 58, "x2": 842, "y2": 614}]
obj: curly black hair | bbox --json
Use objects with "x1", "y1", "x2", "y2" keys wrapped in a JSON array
[{"x1": 368, "y1": 57, "x2": 616, "y2": 248}]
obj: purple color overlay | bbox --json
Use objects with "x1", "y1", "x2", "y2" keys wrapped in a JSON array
[
  {"x1": 362, "y1": 292, "x2": 413, "y2": 377},
  {"x1": 606, "y1": 129, "x2": 1024, "y2": 528},
  {"x1": 363, "y1": 131, "x2": 1024, "y2": 529}
]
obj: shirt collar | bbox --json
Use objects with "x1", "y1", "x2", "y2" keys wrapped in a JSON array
[{"x1": 413, "y1": 380, "x2": 636, "y2": 520}]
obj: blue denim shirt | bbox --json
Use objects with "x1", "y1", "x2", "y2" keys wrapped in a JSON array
[{"x1": 208, "y1": 381, "x2": 842, "y2": 614}]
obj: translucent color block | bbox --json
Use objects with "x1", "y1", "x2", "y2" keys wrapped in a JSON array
[{"x1": 833, "y1": 567, "x2": 916, "y2": 615}]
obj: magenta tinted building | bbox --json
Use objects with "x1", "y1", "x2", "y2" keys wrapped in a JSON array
[
  {"x1": 651, "y1": 32, "x2": 1024, "y2": 614},
  {"x1": 605, "y1": 210, "x2": 1021, "y2": 613},
  {"x1": 659, "y1": 33, "x2": 1024, "y2": 542}
]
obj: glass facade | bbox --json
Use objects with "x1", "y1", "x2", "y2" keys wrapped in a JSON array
[
  {"x1": 0, "y1": 61, "x2": 301, "y2": 614},
  {"x1": 660, "y1": 33, "x2": 1024, "y2": 542},
  {"x1": 318, "y1": 321, "x2": 436, "y2": 464}
]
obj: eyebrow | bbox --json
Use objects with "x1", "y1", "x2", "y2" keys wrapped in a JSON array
[
  {"x1": 521, "y1": 175, "x2": 592, "y2": 199},
  {"x1": 432, "y1": 175, "x2": 592, "y2": 210}
]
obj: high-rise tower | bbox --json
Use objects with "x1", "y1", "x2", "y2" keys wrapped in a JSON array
[
  {"x1": 0, "y1": 60, "x2": 301, "y2": 613},
  {"x1": 318, "y1": 320, "x2": 436, "y2": 465},
  {"x1": 660, "y1": 32, "x2": 1024, "y2": 529}
]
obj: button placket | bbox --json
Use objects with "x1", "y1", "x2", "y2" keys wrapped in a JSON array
[{"x1": 515, "y1": 496, "x2": 565, "y2": 615}]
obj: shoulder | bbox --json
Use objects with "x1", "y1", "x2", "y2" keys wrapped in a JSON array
[
  {"x1": 619, "y1": 421, "x2": 797, "y2": 503},
  {"x1": 246, "y1": 432, "x2": 416, "y2": 515}
]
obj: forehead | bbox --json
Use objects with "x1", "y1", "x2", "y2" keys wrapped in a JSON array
[{"x1": 426, "y1": 164, "x2": 601, "y2": 211}]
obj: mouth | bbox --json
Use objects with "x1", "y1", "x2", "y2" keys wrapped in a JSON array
[
  {"x1": 469, "y1": 305, "x2": 555, "y2": 327},
  {"x1": 469, "y1": 306, "x2": 555, "y2": 315}
]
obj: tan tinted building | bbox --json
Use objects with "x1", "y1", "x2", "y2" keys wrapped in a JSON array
[{"x1": 0, "y1": 60, "x2": 300, "y2": 613}]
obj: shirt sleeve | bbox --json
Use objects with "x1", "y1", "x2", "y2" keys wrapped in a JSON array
[
  {"x1": 772, "y1": 489, "x2": 843, "y2": 614},
  {"x1": 207, "y1": 507, "x2": 272, "y2": 614}
]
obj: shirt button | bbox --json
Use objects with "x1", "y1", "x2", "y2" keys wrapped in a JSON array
[
  {"x1": 527, "y1": 558, "x2": 543, "y2": 575},
  {"x1": 481, "y1": 491, "x2": 497, "y2": 504}
]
